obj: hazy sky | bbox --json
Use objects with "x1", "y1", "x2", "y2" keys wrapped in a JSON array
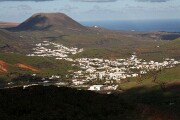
[{"x1": 0, "y1": 0, "x2": 180, "y2": 22}]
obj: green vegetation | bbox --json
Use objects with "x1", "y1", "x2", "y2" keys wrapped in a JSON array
[
  {"x1": 0, "y1": 13, "x2": 179, "y2": 119},
  {"x1": 119, "y1": 66, "x2": 180, "y2": 90},
  {"x1": 54, "y1": 33, "x2": 180, "y2": 61},
  {"x1": 158, "y1": 66, "x2": 180, "y2": 82},
  {"x1": 138, "y1": 38, "x2": 180, "y2": 61},
  {"x1": 116, "y1": 66, "x2": 180, "y2": 119},
  {"x1": 0, "y1": 53, "x2": 78, "y2": 83},
  {"x1": 0, "y1": 30, "x2": 179, "y2": 120},
  {"x1": 72, "y1": 48, "x2": 130, "y2": 59},
  {"x1": 1, "y1": 27, "x2": 180, "y2": 61}
]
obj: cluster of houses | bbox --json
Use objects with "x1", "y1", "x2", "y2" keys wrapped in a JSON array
[
  {"x1": 70, "y1": 55, "x2": 179, "y2": 90},
  {"x1": 27, "y1": 41, "x2": 83, "y2": 57},
  {"x1": 25, "y1": 41, "x2": 180, "y2": 91}
]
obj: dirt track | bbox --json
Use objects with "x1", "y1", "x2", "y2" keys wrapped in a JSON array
[
  {"x1": 0, "y1": 60, "x2": 8, "y2": 72},
  {"x1": 0, "y1": 60, "x2": 39, "y2": 73}
]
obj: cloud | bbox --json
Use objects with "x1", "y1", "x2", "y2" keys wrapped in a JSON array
[
  {"x1": 0, "y1": 0, "x2": 54, "y2": 2},
  {"x1": 70, "y1": 0, "x2": 170, "y2": 2},
  {"x1": 58, "y1": 5, "x2": 79, "y2": 13},
  {"x1": 17, "y1": 5, "x2": 32, "y2": 10},
  {"x1": 84, "y1": 5, "x2": 115, "y2": 13},
  {"x1": 136, "y1": 0, "x2": 170, "y2": 2},
  {"x1": 70, "y1": 0, "x2": 118, "y2": 2},
  {"x1": 0, "y1": 0, "x2": 170, "y2": 2}
]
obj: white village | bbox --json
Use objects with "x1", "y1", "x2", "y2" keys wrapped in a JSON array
[{"x1": 26, "y1": 41, "x2": 180, "y2": 91}]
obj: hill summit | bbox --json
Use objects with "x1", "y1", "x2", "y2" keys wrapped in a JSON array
[{"x1": 9, "y1": 13, "x2": 86, "y2": 31}]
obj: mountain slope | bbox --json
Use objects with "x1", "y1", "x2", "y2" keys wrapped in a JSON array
[
  {"x1": 0, "y1": 29, "x2": 19, "y2": 51},
  {"x1": 0, "y1": 53, "x2": 77, "y2": 83},
  {"x1": 8, "y1": 13, "x2": 86, "y2": 31}
]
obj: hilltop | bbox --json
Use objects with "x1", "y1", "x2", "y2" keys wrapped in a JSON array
[{"x1": 7, "y1": 13, "x2": 87, "y2": 31}]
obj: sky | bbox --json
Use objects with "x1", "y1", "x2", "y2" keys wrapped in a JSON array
[{"x1": 0, "y1": 0, "x2": 180, "y2": 22}]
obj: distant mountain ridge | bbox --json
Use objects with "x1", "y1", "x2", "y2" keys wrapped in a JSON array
[
  {"x1": 8, "y1": 13, "x2": 86, "y2": 31},
  {"x1": 0, "y1": 22, "x2": 18, "y2": 28}
]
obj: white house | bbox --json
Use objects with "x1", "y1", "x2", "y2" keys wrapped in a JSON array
[{"x1": 88, "y1": 85, "x2": 104, "y2": 91}]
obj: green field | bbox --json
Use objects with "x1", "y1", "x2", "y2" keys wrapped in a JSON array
[
  {"x1": 0, "y1": 53, "x2": 78, "y2": 83},
  {"x1": 119, "y1": 66, "x2": 180, "y2": 90}
]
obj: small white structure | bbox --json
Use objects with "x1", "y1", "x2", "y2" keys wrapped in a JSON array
[
  {"x1": 88, "y1": 85, "x2": 104, "y2": 91},
  {"x1": 73, "y1": 81, "x2": 84, "y2": 86},
  {"x1": 94, "y1": 25, "x2": 98, "y2": 28}
]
